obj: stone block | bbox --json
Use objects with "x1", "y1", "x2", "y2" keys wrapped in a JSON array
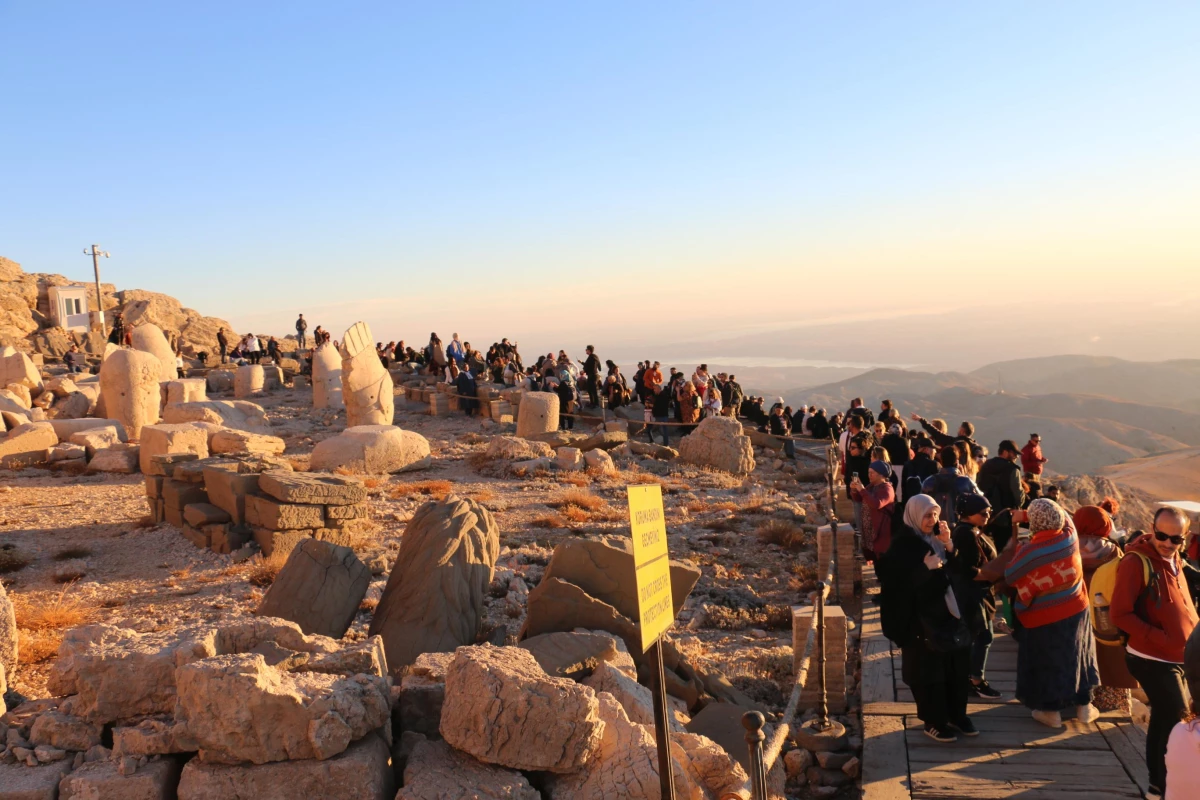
[
  {"x1": 209, "y1": 524, "x2": 249, "y2": 555},
  {"x1": 87, "y1": 444, "x2": 140, "y2": 473},
  {"x1": 234, "y1": 365, "x2": 265, "y2": 398},
  {"x1": 0, "y1": 421, "x2": 57, "y2": 469},
  {"x1": 0, "y1": 758, "x2": 73, "y2": 800},
  {"x1": 203, "y1": 467, "x2": 262, "y2": 524},
  {"x1": 324, "y1": 503, "x2": 367, "y2": 521},
  {"x1": 210, "y1": 429, "x2": 286, "y2": 456},
  {"x1": 258, "y1": 470, "x2": 366, "y2": 505},
  {"x1": 516, "y1": 392, "x2": 558, "y2": 439},
  {"x1": 162, "y1": 479, "x2": 208, "y2": 511},
  {"x1": 59, "y1": 756, "x2": 182, "y2": 800},
  {"x1": 145, "y1": 475, "x2": 164, "y2": 499},
  {"x1": 246, "y1": 494, "x2": 324, "y2": 530},
  {"x1": 251, "y1": 528, "x2": 306, "y2": 559},
  {"x1": 183, "y1": 503, "x2": 231, "y2": 527},
  {"x1": 794, "y1": 605, "x2": 848, "y2": 712},
  {"x1": 69, "y1": 426, "x2": 122, "y2": 458},
  {"x1": 397, "y1": 739, "x2": 539, "y2": 800},
  {"x1": 166, "y1": 378, "x2": 207, "y2": 406},
  {"x1": 181, "y1": 526, "x2": 210, "y2": 549},
  {"x1": 138, "y1": 423, "x2": 209, "y2": 475},
  {"x1": 257, "y1": 539, "x2": 370, "y2": 638},
  {"x1": 176, "y1": 731, "x2": 394, "y2": 800},
  {"x1": 146, "y1": 452, "x2": 200, "y2": 477}
]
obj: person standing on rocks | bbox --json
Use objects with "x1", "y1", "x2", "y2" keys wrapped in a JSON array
[
  {"x1": 216, "y1": 327, "x2": 229, "y2": 364},
  {"x1": 295, "y1": 314, "x2": 308, "y2": 349},
  {"x1": 649, "y1": 381, "x2": 673, "y2": 445},
  {"x1": 1021, "y1": 433, "x2": 1048, "y2": 480},
  {"x1": 1112, "y1": 507, "x2": 1198, "y2": 800},
  {"x1": 108, "y1": 311, "x2": 125, "y2": 345},
  {"x1": 580, "y1": 345, "x2": 601, "y2": 407}
]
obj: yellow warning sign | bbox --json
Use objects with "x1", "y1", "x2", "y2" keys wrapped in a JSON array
[{"x1": 628, "y1": 484, "x2": 674, "y2": 652}]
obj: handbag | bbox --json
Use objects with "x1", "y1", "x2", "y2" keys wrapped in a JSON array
[{"x1": 919, "y1": 613, "x2": 971, "y2": 652}]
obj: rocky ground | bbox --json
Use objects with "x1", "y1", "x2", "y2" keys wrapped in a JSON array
[{"x1": 0, "y1": 383, "x2": 860, "y2": 798}]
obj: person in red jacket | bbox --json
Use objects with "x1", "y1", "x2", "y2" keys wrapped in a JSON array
[
  {"x1": 1110, "y1": 508, "x2": 1199, "y2": 800},
  {"x1": 1020, "y1": 434, "x2": 1048, "y2": 479}
]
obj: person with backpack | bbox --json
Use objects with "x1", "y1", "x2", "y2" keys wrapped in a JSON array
[
  {"x1": 555, "y1": 369, "x2": 577, "y2": 430},
  {"x1": 948, "y1": 494, "x2": 1003, "y2": 700},
  {"x1": 1004, "y1": 499, "x2": 1100, "y2": 729},
  {"x1": 977, "y1": 440, "x2": 1028, "y2": 551},
  {"x1": 1111, "y1": 507, "x2": 1199, "y2": 800},
  {"x1": 921, "y1": 446, "x2": 983, "y2": 523},
  {"x1": 876, "y1": 494, "x2": 974, "y2": 742}
]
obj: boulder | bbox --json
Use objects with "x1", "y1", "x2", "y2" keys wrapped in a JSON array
[
  {"x1": 578, "y1": 430, "x2": 628, "y2": 452},
  {"x1": 257, "y1": 539, "x2": 370, "y2": 639},
  {"x1": 166, "y1": 378, "x2": 207, "y2": 405},
  {"x1": 49, "y1": 391, "x2": 91, "y2": 420},
  {"x1": 339, "y1": 322, "x2": 392, "y2": 426},
  {"x1": 582, "y1": 660, "x2": 662, "y2": 729},
  {"x1": 521, "y1": 577, "x2": 640, "y2": 656},
  {"x1": 0, "y1": 348, "x2": 42, "y2": 392},
  {"x1": 368, "y1": 497, "x2": 499, "y2": 672},
  {"x1": 677, "y1": 416, "x2": 755, "y2": 475},
  {"x1": 234, "y1": 365, "x2": 265, "y2": 398},
  {"x1": 0, "y1": 421, "x2": 57, "y2": 468},
  {"x1": 583, "y1": 448, "x2": 616, "y2": 473},
  {"x1": 311, "y1": 343, "x2": 344, "y2": 410},
  {"x1": 210, "y1": 429, "x2": 286, "y2": 456},
  {"x1": 397, "y1": 739, "x2": 540, "y2": 800},
  {"x1": 3, "y1": 383, "x2": 32, "y2": 408},
  {"x1": 29, "y1": 710, "x2": 103, "y2": 751},
  {"x1": 309, "y1": 425, "x2": 431, "y2": 474},
  {"x1": 440, "y1": 645, "x2": 603, "y2": 773},
  {"x1": 59, "y1": 757, "x2": 183, "y2": 800},
  {"x1": 398, "y1": 652, "x2": 451, "y2": 737},
  {"x1": 99, "y1": 348, "x2": 163, "y2": 440},
  {"x1": 174, "y1": 652, "x2": 390, "y2": 764},
  {"x1": 258, "y1": 471, "x2": 366, "y2": 505},
  {"x1": 628, "y1": 441, "x2": 678, "y2": 460},
  {"x1": 87, "y1": 444, "x2": 140, "y2": 473},
  {"x1": 130, "y1": 323, "x2": 176, "y2": 381},
  {"x1": 674, "y1": 731, "x2": 752, "y2": 799},
  {"x1": 516, "y1": 392, "x2": 558, "y2": 439},
  {"x1": 0, "y1": 581, "x2": 16, "y2": 682},
  {"x1": 176, "y1": 731, "x2": 393, "y2": 800},
  {"x1": 44, "y1": 376, "x2": 79, "y2": 398},
  {"x1": 544, "y1": 692, "x2": 701, "y2": 799},
  {"x1": 138, "y1": 423, "x2": 209, "y2": 474},
  {"x1": 540, "y1": 539, "x2": 701, "y2": 621},
  {"x1": 485, "y1": 435, "x2": 553, "y2": 461},
  {"x1": 162, "y1": 400, "x2": 269, "y2": 432}
]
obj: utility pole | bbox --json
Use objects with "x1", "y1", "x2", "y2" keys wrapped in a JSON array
[{"x1": 83, "y1": 244, "x2": 110, "y2": 337}]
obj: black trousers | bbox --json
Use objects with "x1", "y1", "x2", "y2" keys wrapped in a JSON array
[
  {"x1": 1125, "y1": 654, "x2": 1188, "y2": 793},
  {"x1": 585, "y1": 375, "x2": 599, "y2": 406},
  {"x1": 902, "y1": 641, "x2": 971, "y2": 729}
]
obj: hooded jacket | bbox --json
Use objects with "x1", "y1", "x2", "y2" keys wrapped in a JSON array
[
  {"x1": 977, "y1": 456, "x2": 1025, "y2": 512},
  {"x1": 1111, "y1": 536, "x2": 1199, "y2": 663}
]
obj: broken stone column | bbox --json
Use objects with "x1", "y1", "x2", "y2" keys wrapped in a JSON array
[
  {"x1": 235, "y1": 365, "x2": 265, "y2": 398},
  {"x1": 131, "y1": 323, "x2": 177, "y2": 381},
  {"x1": 99, "y1": 348, "x2": 163, "y2": 440},
  {"x1": 339, "y1": 322, "x2": 393, "y2": 426},
  {"x1": 257, "y1": 539, "x2": 370, "y2": 639},
  {"x1": 166, "y1": 378, "x2": 207, "y2": 405},
  {"x1": 516, "y1": 392, "x2": 559, "y2": 439},
  {"x1": 368, "y1": 497, "x2": 499, "y2": 672},
  {"x1": 312, "y1": 343, "x2": 343, "y2": 410}
]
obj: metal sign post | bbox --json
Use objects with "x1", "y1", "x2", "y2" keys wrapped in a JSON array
[{"x1": 628, "y1": 484, "x2": 677, "y2": 800}]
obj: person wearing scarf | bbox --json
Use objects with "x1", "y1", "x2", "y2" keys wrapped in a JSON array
[
  {"x1": 877, "y1": 494, "x2": 973, "y2": 742},
  {"x1": 850, "y1": 460, "x2": 896, "y2": 561},
  {"x1": 1004, "y1": 498, "x2": 1100, "y2": 728}
]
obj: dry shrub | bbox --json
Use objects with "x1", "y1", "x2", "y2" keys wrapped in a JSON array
[
  {"x1": 0, "y1": 545, "x2": 32, "y2": 574},
  {"x1": 531, "y1": 515, "x2": 567, "y2": 529},
  {"x1": 685, "y1": 499, "x2": 711, "y2": 514},
  {"x1": 704, "y1": 517, "x2": 739, "y2": 532},
  {"x1": 756, "y1": 519, "x2": 808, "y2": 551},
  {"x1": 286, "y1": 456, "x2": 309, "y2": 471},
  {"x1": 19, "y1": 630, "x2": 63, "y2": 665},
  {"x1": 362, "y1": 477, "x2": 382, "y2": 490},
  {"x1": 553, "y1": 489, "x2": 605, "y2": 512},
  {"x1": 14, "y1": 586, "x2": 92, "y2": 633},
  {"x1": 247, "y1": 552, "x2": 288, "y2": 587},
  {"x1": 787, "y1": 563, "x2": 819, "y2": 593},
  {"x1": 561, "y1": 505, "x2": 591, "y2": 524},
  {"x1": 702, "y1": 603, "x2": 793, "y2": 632},
  {"x1": 558, "y1": 474, "x2": 591, "y2": 488},
  {"x1": 359, "y1": 595, "x2": 380, "y2": 613},
  {"x1": 475, "y1": 487, "x2": 498, "y2": 504},
  {"x1": 53, "y1": 565, "x2": 88, "y2": 584},
  {"x1": 53, "y1": 546, "x2": 93, "y2": 561},
  {"x1": 709, "y1": 501, "x2": 737, "y2": 512},
  {"x1": 390, "y1": 480, "x2": 453, "y2": 501}
]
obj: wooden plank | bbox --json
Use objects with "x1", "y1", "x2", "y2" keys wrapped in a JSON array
[
  {"x1": 861, "y1": 637, "x2": 896, "y2": 704},
  {"x1": 907, "y1": 746, "x2": 1121, "y2": 767},
  {"x1": 911, "y1": 761, "x2": 1130, "y2": 779},
  {"x1": 904, "y1": 726, "x2": 1110, "y2": 751},
  {"x1": 904, "y1": 716, "x2": 1098, "y2": 734},
  {"x1": 863, "y1": 714, "x2": 911, "y2": 800},
  {"x1": 910, "y1": 772, "x2": 1142, "y2": 799},
  {"x1": 1098, "y1": 721, "x2": 1150, "y2": 796},
  {"x1": 866, "y1": 702, "x2": 1031, "y2": 718}
]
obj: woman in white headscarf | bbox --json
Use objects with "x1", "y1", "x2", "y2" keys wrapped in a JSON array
[{"x1": 877, "y1": 494, "x2": 974, "y2": 743}]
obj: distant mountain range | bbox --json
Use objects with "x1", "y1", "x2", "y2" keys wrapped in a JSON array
[{"x1": 742, "y1": 355, "x2": 1200, "y2": 477}]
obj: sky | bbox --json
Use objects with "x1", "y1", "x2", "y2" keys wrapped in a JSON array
[{"x1": 2, "y1": 2, "x2": 1198, "y2": 369}]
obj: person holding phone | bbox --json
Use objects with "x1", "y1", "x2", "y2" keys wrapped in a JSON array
[
  {"x1": 850, "y1": 461, "x2": 896, "y2": 561},
  {"x1": 877, "y1": 494, "x2": 973, "y2": 743}
]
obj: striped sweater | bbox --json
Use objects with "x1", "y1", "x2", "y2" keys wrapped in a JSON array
[{"x1": 1004, "y1": 527, "x2": 1088, "y2": 628}]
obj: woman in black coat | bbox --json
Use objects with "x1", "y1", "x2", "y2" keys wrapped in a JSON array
[{"x1": 877, "y1": 493, "x2": 974, "y2": 743}]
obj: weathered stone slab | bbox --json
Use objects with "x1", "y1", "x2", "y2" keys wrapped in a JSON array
[
  {"x1": 138, "y1": 423, "x2": 209, "y2": 474},
  {"x1": 162, "y1": 400, "x2": 269, "y2": 433},
  {"x1": 397, "y1": 739, "x2": 540, "y2": 800},
  {"x1": 87, "y1": 444, "x2": 140, "y2": 473},
  {"x1": 210, "y1": 429, "x2": 285, "y2": 456},
  {"x1": 258, "y1": 470, "x2": 366, "y2": 505},
  {"x1": 0, "y1": 421, "x2": 57, "y2": 469},
  {"x1": 677, "y1": 415, "x2": 755, "y2": 475},
  {"x1": 0, "y1": 758, "x2": 73, "y2": 800},
  {"x1": 183, "y1": 503, "x2": 231, "y2": 527},
  {"x1": 58, "y1": 757, "x2": 182, "y2": 800},
  {"x1": 398, "y1": 652, "x2": 450, "y2": 737},
  {"x1": 541, "y1": 538, "x2": 700, "y2": 621},
  {"x1": 166, "y1": 378, "x2": 207, "y2": 405},
  {"x1": 203, "y1": 467, "x2": 262, "y2": 524},
  {"x1": 257, "y1": 539, "x2": 370, "y2": 639},
  {"x1": 517, "y1": 631, "x2": 620, "y2": 680},
  {"x1": 245, "y1": 494, "x2": 324, "y2": 530}
]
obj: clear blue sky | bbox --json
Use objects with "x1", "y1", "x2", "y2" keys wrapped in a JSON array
[{"x1": 2, "y1": 2, "x2": 1197, "y2": 366}]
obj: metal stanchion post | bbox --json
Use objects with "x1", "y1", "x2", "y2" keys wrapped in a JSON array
[
  {"x1": 816, "y1": 582, "x2": 829, "y2": 730},
  {"x1": 742, "y1": 711, "x2": 768, "y2": 800}
]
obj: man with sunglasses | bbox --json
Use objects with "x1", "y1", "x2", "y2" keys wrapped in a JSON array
[{"x1": 1111, "y1": 507, "x2": 1199, "y2": 800}]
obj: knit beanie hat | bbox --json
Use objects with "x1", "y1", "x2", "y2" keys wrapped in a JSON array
[
  {"x1": 1072, "y1": 506, "x2": 1113, "y2": 538},
  {"x1": 958, "y1": 493, "x2": 991, "y2": 519},
  {"x1": 1028, "y1": 498, "x2": 1067, "y2": 533},
  {"x1": 869, "y1": 460, "x2": 893, "y2": 480}
]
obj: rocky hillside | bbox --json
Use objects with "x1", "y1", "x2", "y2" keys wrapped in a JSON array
[{"x1": 0, "y1": 255, "x2": 237, "y2": 361}]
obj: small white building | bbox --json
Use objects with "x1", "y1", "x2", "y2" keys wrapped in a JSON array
[{"x1": 47, "y1": 284, "x2": 92, "y2": 332}]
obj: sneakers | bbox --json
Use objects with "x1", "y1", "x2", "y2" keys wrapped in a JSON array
[
  {"x1": 1031, "y1": 709, "x2": 1064, "y2": 729},
  {"x1": 1076, "y1": 704, "x2": 1100, "y2": 724},
  {"x1": 923, "y1": 724, "x2": 957, "y2": 742},
  {"x1": 949, "y1": 717, "x2": 979, "y2": 737},
  {"x1": 970, "y1": 679, "x2": 1003, "y2": 699}
]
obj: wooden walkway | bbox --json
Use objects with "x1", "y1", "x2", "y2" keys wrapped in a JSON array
[{"x1": 860, "y1": 566, "x2": 1150, "y2": 800}]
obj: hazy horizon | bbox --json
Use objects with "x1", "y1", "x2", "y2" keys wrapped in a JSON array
[{"x1": 3, "y1": 3, "x2": 1197, "y2": 368}]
